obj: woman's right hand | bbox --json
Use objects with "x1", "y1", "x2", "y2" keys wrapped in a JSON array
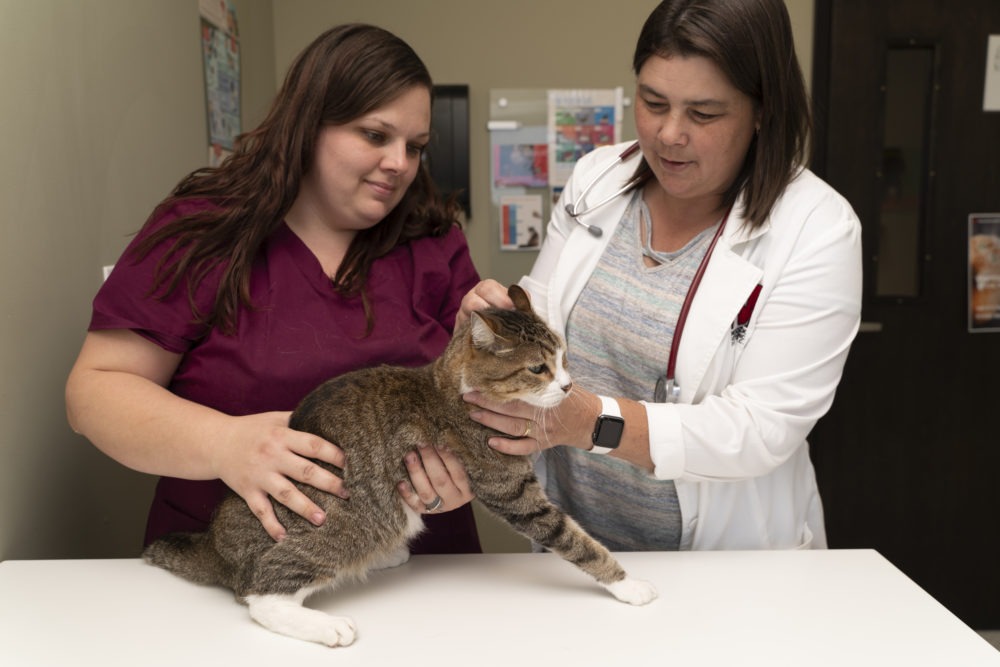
[
  {"x1": 66, "y1": 329, "x2": 347, "y2": 543},
  {"x1": 213, "y1": 411, "x2": 348, "y2": 542}
]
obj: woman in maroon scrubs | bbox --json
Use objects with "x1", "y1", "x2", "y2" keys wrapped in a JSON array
[{"x1": 65, "y1": 24, "x2": 481, "y2": 554}]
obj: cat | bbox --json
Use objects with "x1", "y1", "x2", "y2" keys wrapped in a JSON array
[{"x1": 143, "y1": 284, "x2": 657, "y2": 647}]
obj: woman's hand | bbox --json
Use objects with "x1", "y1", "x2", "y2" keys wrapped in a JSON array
[
  {"x1": 66, "y1": 329, "x2": 349, "y2": 543},
  {"x1": 397, "y1": 444, "x2": 476, "y2": 515},
  {"x1": 462, "y1": 389, "x2": 598, "y2": 456},
  {"x1": 212, "y1": 411, "x2": 348, "y2": 542},
  {"x1": 456, "y1": 279, "x2": 515, "y2": 328}
]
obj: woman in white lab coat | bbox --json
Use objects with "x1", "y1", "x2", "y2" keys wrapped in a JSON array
[{"x1": 451, "y1": 0, "x2": 862, "y2": 551}]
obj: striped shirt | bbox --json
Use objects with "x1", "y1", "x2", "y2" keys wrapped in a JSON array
[{"x1": 542, "y1": 191, "x2": 717, "y2": 551}]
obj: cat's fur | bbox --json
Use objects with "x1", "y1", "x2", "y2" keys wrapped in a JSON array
[{"x1": 143, "y1": 285, "x2": 657, "y2": 646}]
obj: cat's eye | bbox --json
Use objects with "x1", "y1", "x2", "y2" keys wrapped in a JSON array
[{"x1": 527, "y1": 364, "x2": 547, "y2": 375}]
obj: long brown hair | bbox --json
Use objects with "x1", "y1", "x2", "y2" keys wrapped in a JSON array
[
  {"x1": 132, "y1": 24, "x2": 459, "y2": 334},
  {"x1": 627, "y1": 0, "x2": 812, "y2": 229}
]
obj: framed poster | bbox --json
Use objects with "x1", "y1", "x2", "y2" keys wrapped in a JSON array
[
  {"x1": 969, "y1": 213, "x2": 1000, "y2": 331},
  {"x1": 200, "y1": 0, "x2": 240, "y2": 166},
  {"x1": 499, "y1": 194, "x2": 543, "y2": 251},
  {"x1": 547, "y1": 88, "x2": 623, "y2": 187}
]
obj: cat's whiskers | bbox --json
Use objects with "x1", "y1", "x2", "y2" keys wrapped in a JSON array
[
  {"x1": 538, "y1": 387, "x2": 595, "y2": 462},
  {"x1": 528, "y1": 406, "x2": 552, "y2": 453}
]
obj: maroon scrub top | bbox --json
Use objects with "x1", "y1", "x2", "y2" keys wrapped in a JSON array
[{"x1": 90, "y1": 202, "x2": 482, "y2": 554}]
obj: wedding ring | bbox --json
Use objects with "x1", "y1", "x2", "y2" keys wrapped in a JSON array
[
  {"x1": 523, "y1": 421, "x2": 533, "y2": 438},
  {"x1": 424, "y1": 495, "x2": 443, "y2": 512}
]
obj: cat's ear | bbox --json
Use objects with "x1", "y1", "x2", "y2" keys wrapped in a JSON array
[
  {"x1": 469, "y1": 312, "x2": 499, "y2": 349},
  {"x1": 470, "y1": 311, "x2": 514, "y2": 355},
  {"x1": 507, "y1": 284, "x2": 532, "y2": 313}
]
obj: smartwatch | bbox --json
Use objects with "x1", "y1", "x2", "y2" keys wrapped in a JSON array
[{"x1": 590, "y1": 396, "x2": 624, "y2": 454}]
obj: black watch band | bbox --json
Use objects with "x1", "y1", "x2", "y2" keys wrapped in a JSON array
[{"x1": 590, "y1": 396, "x2": 624, "y2": 454}]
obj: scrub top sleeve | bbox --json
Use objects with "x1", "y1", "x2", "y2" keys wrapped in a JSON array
[{"x1": 88, "y1": 207, "x2": 220, "y2": 353}]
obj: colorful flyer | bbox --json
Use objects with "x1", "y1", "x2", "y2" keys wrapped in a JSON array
[
  {"x1": 494, "y1": 144, "x2": 548, "y2": 188},
  {"x1": 200, "y1": 0, "x2": 240, "y2": 162},
  {"x1": 499, "y1": 195, "x2": 544, "y2": 251},
  {"x1": 969, "y1": 213, "x2": 1000, "y2": 331},
  {"x1": 547, "y1": 88, "x2": 623, "y2": 186}
]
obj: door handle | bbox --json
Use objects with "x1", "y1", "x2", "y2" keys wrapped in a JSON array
[{"x1": 859, "y1": 321, "x2": 883, "y2": 333}]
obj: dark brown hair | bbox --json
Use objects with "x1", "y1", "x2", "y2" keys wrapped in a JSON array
[
  {"x1": 628, "y1": 0, "x2": 812, "y2": 229},
  {"x1": 133, "y1": 24, "x2": 459, "y2": 334}
]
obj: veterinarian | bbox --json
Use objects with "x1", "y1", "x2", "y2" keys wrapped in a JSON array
[
  {"x1": 453, "y1": 0, "x2": 862, "y2": 551},
  {"x1": 65, "y1": 25, "x2": 482, "y2": 553}
]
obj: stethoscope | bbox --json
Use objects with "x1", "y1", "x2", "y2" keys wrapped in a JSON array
[
  {"x1": 563, "y1": 141, "x2": 643, "y2": 236},
  {"x1": 562, "y1": 140, "x2": 731, "y2": 403},
  {"x1": 655, "y1": 209, "x2": 728, "y2": 402}
]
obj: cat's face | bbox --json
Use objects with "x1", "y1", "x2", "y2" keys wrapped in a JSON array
[{"x1": 462, "y1": 308, "x2": 572, "y2": 409}]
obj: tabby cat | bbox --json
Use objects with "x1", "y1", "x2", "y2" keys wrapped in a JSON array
[{"x1": 143, "y1": 284, "x2": 657, "y2": 647}]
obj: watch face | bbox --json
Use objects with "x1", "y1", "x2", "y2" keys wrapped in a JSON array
[{"x1": 593, "y1": 415, "x2": 625, "y2": 449}]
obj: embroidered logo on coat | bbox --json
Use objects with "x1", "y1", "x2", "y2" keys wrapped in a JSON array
[{"x1": 731, "y1": 284, "x2": 763, "y2": 344}]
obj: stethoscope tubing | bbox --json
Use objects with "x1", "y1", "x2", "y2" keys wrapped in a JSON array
[
  {"x1": 665, "y1": 207, "x2": 730, "y2": 388},
  {"x1": 563, "y1": 141, "x2": 643, "y2": 228}
]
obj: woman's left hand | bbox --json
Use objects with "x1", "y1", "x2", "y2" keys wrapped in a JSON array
[
  {"x1": 398, "y1": 443, "x2": 476, "y2": 515},
  {"x1": 456, "y1": 278, "x2": 513, "y2": 329}
]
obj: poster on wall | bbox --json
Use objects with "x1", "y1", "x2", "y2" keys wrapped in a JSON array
[
  {"x1": 489, "y1": 88, "x2": 625, "y2": 254},
  {"x1": 547, "y1": 88, "x2": 623, "y2": 187},
  {"x1": 499, "y1": 195, "x2": 544, "y2": 251},
  {"x1": 493, "y1": 144, "x2": 549, "y2": 188},
  {"x1": 199, "y1": 0, "x2": 240, "y2": 166},
  {"x1": 969, "y1": 213, "x2": 1000, "y2": 332}
]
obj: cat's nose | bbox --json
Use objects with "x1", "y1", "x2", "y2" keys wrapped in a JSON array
[{"x1": 560, "y1": 381, "x2": 573, "y2": 394}]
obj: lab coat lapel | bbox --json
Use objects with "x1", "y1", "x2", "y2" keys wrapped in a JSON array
[{"x1": 673, "y1": 217, "x2": 767, "y2": 403}]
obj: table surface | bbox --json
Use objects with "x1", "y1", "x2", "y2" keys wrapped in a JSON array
[{"x1": 1, "y1": 549, "x2": 997, "y2": 666}]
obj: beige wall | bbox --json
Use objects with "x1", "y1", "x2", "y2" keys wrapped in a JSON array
[
  {"x1": 0, "y1": 0, "x2": 814, "y2": 560},
  {"x1": 0, "y1": 0, "x2": 275, "y2": 560}
]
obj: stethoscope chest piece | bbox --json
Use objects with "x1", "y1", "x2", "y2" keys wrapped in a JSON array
[{"x1": 654, "y1": 376, "x2": 681, "y2": 403}]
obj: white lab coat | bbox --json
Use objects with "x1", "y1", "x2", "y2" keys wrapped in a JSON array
[{"x1": 521, "y1": 142, "x2": 863, "y2": 550}]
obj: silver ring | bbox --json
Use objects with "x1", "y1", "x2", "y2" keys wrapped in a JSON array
[{"x1": 424, "y1": 495, "x2": 443, "y2": 512}]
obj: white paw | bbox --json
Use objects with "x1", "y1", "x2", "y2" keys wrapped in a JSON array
[
  {"x1": 247, "y1": 593, "x2": 358, "y2": 647},
  {"x1": 604, "y1": 577, "x2": 658, "y2": 605},
  {"x1": 319, "y1": 616, "x2": 357, "y2": 647}
]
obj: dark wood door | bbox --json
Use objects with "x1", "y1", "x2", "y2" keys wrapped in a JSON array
[{"x1": 810, "y1": 0, "x2": 1000, "y2": 629}]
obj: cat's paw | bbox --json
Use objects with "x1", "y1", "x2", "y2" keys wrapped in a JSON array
[
  {"x1": 604, "y1": 577, "x2": 658, "y2": 605},
  {"x1": 292, "y1": 615, "x2": 357, "y2": 647},
  {"x1": 290, "y1": 614, "x2": 357, "y2": 647},
  {"x1": 247, "y1": 594, "x2": 358, "y2": 647},
  {"x1": 320, "y1": 616, "x2": 358, "y2": 647}
]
